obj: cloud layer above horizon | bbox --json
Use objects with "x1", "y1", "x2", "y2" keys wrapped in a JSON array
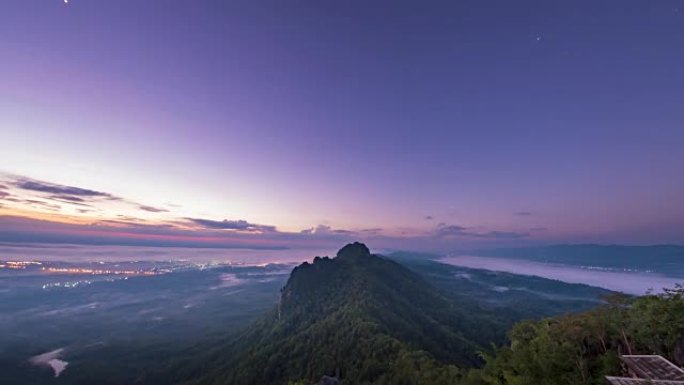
[{"x1": 0, "y1": 173, "x2": 551, "y2": 251}]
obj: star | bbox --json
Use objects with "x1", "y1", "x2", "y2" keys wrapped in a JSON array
[{"x1": 536, "y1": 36, "x2": 542, "y2": 42}]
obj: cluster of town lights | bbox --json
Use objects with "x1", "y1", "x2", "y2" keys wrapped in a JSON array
[
  {"x1": 41, "y1": 267, "x2": 160, "y2": 276},
  {"x1": 0, "y1": 261, "x2": 43, "y2": 269}
]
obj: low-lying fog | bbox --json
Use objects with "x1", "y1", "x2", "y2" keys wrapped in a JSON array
[
  {"x1": 440, "y1": 255, "x2": 683, "y2": 295},
  {"x1": 29, "y1": 348, "x2": 68, "y2": 377}
]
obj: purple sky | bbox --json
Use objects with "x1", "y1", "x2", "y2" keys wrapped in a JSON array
[{"x1": 1, "y1": 0, "x2": 683, "y2": 252}]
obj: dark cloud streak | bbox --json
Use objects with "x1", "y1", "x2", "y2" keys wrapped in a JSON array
[
  {"x1": 436, "y1": 224, "x2": 529, "y2": 239},
  {"x1": 138, "y1": 205, "x2": 169, "y2": 213},
  {"x1": 15, "y1": 178, "x2": 114, "y2": 198},
  {"x1": 50, "y1": 195, "x2": 86, "y2": 203},
  {"x1": 187, "y1": 218, "x2": 277, "y2": 232}
]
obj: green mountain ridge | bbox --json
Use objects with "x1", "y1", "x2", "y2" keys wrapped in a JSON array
[{"x1": 166, "y1": 243, "x2": 505, "y2": 385}]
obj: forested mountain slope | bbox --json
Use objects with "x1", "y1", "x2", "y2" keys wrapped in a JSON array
[
  {"x1": 161, "y1": 243, "x2": 507, "y2": 385},
  {"x1": 146, "y1": 243, "x2": 684, "y2": 385},
  {"x1": 464, "y1": 287, "x2": 684, "y2": 385}
]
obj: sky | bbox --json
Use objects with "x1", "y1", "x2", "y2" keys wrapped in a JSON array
[{"x1": 1, "y1": 0, "x2": 683, "y2": 253}]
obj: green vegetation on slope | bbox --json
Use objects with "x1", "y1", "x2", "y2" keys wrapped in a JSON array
[
  {"x1": 171, "y1": 244, "x2": 683, "y2": 385},
  {"x1": 464, "y1": 286, "x2": 684, "y2": 385},
  {"x1": 160, "y1": 243, "x2": 509, "y2": 385}
]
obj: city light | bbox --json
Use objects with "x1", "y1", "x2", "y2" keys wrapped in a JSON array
[{"x1": 41, "y1": 267, "x2": 161, "y2": 276}]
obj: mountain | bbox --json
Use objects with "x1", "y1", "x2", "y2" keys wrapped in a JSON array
[{"x1": 163, "y1": 243, "x2": 506, "y2": 385}]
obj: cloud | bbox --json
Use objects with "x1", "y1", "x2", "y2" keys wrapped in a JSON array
[
  {"x1": 98, "y1": 219, "x2": 175, "y2": 229},
  {"x1": 300, "y1": 225, "x2": 331, "y2": 234},
  {"x1": 187, "y1": 218, "x2": 277, "y2": 232},
  {"x1": 435, "y1": 224, "x2": 468, "y2": 237},
  {"x1": 46, "y1": 195, "x2": 95, "y2": 207},
  {"x1": 14, "y1": 178, "x2": 114, "y2": 199},
  {"x1": 116, "y1": 214, "x2": 140, "y2": 221},
  {"x1": 4, "y1": 174, "x2": 169, "y2": 214},
  {"x1": 0, "y1": 216, "x2": 288, "y2": 249},
  {"x1": 360, "y1": 228, "x2": 383, "y2": 235},
  {"x1": 514, "y1": 211, "x2": 533, "y2": 216},
  {"x1": 298, "y1": 225, "x2": 365, "y2": 242},
  {"x1": 333, "y1": 229, "x2": 354, "y2": 234},
  {"x1": 300, "y1": 225, "x2": 354, "y2": 235},
  {"x1": 472, "y1": 230, "x2": 530, "y2": 239},
  {"x1": 0, "y1": 194, "x2": 64, "y2": 212},
  {"x1": 435, "y1": 223, "x2": 529, "y2": 239},
  {"x1": 50, "y1": 195, "x2": 86, "y2": 203},
  {"x1": 23, "y1": 200, "x2": 62, "y2": 211},
  {"x1": 138, "y1": 205, "x2": 169, "y2": 213},
  {"x1": 0, "y1": 212, "x2": 535, "y2": 253},
  {"x1": 1, "y1": 172, "x2": 539, "y2": 252}
]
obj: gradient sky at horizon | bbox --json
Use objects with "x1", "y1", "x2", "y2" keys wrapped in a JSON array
[{"x1": 1, "y1": 0, "x2": 683, "y2": 252}]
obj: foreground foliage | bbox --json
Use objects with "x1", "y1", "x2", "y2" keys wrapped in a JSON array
[{"x1": 465, "y1": 286, "x2": 684, "y2": 385}]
